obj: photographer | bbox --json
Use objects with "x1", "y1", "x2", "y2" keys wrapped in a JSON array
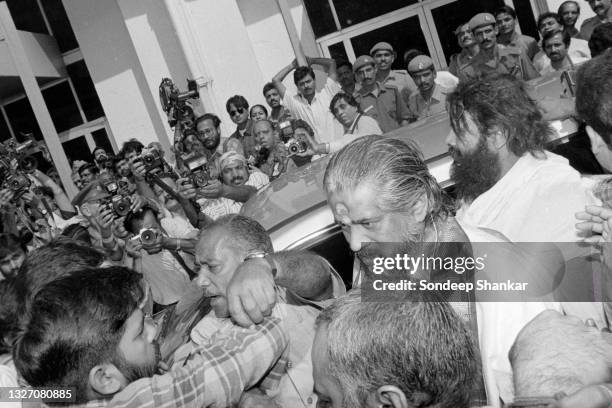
[
  {"x1": 78, "y1": 163, "x2": 100, "y2": 186},
  {"x1": 71, "y1": 180, "x2": 146, "y2": 261},
  {"x1": 123, "y1": 204, "x2": 197, "y2": 306},
  {"x1": 178, "y1": 151, "x2": 268, "y2": 220},
  {"x1": 253, "y1": 119, "x2": 296, "y2": 179}
]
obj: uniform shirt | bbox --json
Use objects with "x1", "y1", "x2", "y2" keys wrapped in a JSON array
[
  {"x1": 407, "y1": 84, "x2": 450, "y2": 121},
  {"x1": 71, "y1": 319, "x2": 287, "y2": 408},
  {"x1": 449, "y1": 49, "x2": 477, "y2": 77},
  {"x1": 533, "y1": 38, "x2": 591, "y2": 73},
  {"x1": 498, "y1": 31, "x2": 540, "y2": 60},
  {"x1": 580, "y1": 15, "x2": 609, "y2": 41},
  {"x1": 457, "y1": 44, "x2": 540, "y2": 81},
  {"x1": 225, "y1": 119, "x2": 258, "y2": 165},
  {"x1": 356, "y1": 82, "x2": 413, "y2": 133},
  {"x1": 379, "y1": 69, "x2": 417, "y2": 107},
  {"x1": 282, "y1": 77, "x2": 344, "y2": 144}
]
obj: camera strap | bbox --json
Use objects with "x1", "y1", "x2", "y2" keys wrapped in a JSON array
[
  {"x1": 347, "y1": 113, "x2": 364, "y2": 135},
  {"x1": 168, "y1": 249, "x2": 197, "y2": 280}
]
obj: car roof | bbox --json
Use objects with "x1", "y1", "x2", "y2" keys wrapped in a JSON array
[{"x1": 241, "y1": 70, "x2": 579, "y2": 240}]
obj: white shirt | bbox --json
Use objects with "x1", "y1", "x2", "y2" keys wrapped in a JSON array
[
  {"x1": 328, "y1": 115, "x2": 383, "y2": 153},
  {"x1": 533, "y1": 38, "x2": 591, "y2": 73},
  {"x1": 283, "y1": 77, "x2": 344, "y2": 144},
  {"x1": 538, "y1": 56, "x2": 589, "y2": 75}
]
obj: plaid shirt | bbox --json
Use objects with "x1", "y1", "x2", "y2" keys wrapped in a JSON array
[{"x1": 72, "y1": 318, "x2": 287, "y2": 408}]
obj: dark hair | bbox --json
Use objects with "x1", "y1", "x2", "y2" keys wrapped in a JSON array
[
  {"x1": 124, "y1": 205, "x2": 158, "y2": 234},
  {"x1": 589, "y1": 22, "x2": 612, "y2": 57},
  {"x1": 92, "y1": 146, "x2": 106, "y2": 156},
  {"x1": 13, "y1": 267, "x2": 144, "y2": 404},
  {"x1": 14, "y1": 239, "x2": 105, "y2": 313},
  {"x1": 119, "y1": 139, "x2": 144, "y2": 158},
  {"x1": 558, "y1": 1, "x2": 580, "y2": 15},
  {"x1": 195, "y1": 113, "x2": 221, "y2": 129},
  {"x1": 293, "y1": 66, "x2": 316, "y2": 85},
  {"x1": 250, "y1": 104, "x2": 268, "y2": 118},
  {"x1": 329, "y1": 92, "x2": 361, "y2": 115},
  {"x1": 495, "y1": 5, "x2": 517, "y2": 20},
  {"x1": 335, "y1": 59, "x2": 353, "y2": 71},
  {"x1": 291, "y1": 118, "x2": 314, "y2": 136},
  {"x1": 225, "y1": 95, "x2": 249, "y2": 113},
  {"x1": 575, "y1": 49, "x2": 612, "y2": 145},
  {"x1": 447, "y1": 74, "x2": 551, "y2": 157},
  {"x1": 0, "y1": 233, "x2": 24, "y2": 259},
  {"x1": 203, "y1": 214, "x2": 273, "y2": 253},
  {"x1": 78, "y1": 163, "x2": 99, "y2": 177},
  {"x1": 262, "y1": 82, "x2": 277, "y2": 96},
  {"x1": 0, "y1": 278, "x2": 19, "y2": 354},
  {"x1": 543, "y1": 28, "x2": 571, "y2": 48},
  {"x1": 537, "y1": 12, "x2": 561, "y2": 31}
]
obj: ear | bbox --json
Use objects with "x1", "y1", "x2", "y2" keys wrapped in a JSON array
[
  {"x1": 80, "y1": 203, "x2": 92, "y2": 218},
  {"x1": 411, "y1": 193, "x2": 429, "y2": 224},
  {"x1": 586, "y1": 126, "x2": 607, "y2": 152},
  {"x1": 494, "y1": 25, "x2": 499, "y2": 35},
  {"x1": 88, "y1": 364, "x2": 125, "y2": 397},
  {"x1": 367, "y1": 385, "x2": 409, "y2": 408}
]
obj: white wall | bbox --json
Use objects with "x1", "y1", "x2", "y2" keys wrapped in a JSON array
[
  {"x1": 62, "y1": 0, "x2": 170, "y2": 151},
  {"x1": 546, "y1": 0, "x2": 595, "y2": 28}
]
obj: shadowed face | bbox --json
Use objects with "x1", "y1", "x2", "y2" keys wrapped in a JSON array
[
  {"x1": 560, "y1": 2, "x2": 580, "y2": 27},
  {"x1": 496, "y1": 12, "x2": 516, "y2": 36},
  {"x1": 474, "y1": 24, "x2": 498, "y2": 49}
]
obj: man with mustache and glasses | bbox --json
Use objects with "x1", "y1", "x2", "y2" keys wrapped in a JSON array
[
  {"x1": 457, "y1": 13, "x2": 540, "y2": 82},
  {"x1": 580, "y1": 0, "x2": 612, "y2": 41},
  {"x1": 13, "y1": 267, "x2": 288, "y2": 407},
  {"x1": 449, "y1": 22, "x2": 480, "y2": 77}
]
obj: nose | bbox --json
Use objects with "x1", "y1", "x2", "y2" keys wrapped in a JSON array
[
  {"x1": 446, "y1": 129, "x2": 457, "y2": 147},
  {"x1": 347, "y1": 226, "x2": 364, "y2": 252}
]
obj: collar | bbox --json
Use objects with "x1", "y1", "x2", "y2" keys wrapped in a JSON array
[{"x1": 359, "y1": 81, "x2": 385, "y2": 98}]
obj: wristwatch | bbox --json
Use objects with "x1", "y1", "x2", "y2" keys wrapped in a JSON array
[{"x1": 243, "y1": 251, "x2": 277, "y2": 278}]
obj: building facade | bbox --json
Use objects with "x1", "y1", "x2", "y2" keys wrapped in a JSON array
[{"x1": 0, "y1": 0, "x2": 594, "y2": 196}]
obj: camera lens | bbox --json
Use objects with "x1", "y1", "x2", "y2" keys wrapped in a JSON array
[
  {"x1": 140, "y1": 229, "x2": 156, "y2": 245},
  {"x1": 289, "y1": 144, "x2": 299, "y2": 154},
  {"x1": 19, "y1": 156, "x2": 38, "y2": 173}
]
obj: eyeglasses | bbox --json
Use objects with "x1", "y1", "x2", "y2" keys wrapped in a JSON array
[{"x1": 229, "y1": 107, "x2": 246, "y2": 117}]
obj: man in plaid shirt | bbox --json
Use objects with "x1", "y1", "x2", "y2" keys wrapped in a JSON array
[{"x1": 13, "y1": 267, "x2": 288, "y2": 408}]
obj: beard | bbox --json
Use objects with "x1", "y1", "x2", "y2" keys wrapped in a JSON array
[
  {"x1": 114, "y1": 341, "x2": 161, "y2": 383},
  {"x1": 450, "y1": 137, "x2": 502, "y2": 203}
]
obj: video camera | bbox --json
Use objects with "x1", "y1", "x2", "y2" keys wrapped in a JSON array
[
  {"x1": 278, "y1": 121, "x2": 309, "y2": 155},
  {"x1": 159, "y1": 78, "x2": 199, "y2": 130},
  {"x1": 2, "y1": 133, "x2": 41, "y2": 173},
  {"x1": 182, "y1": 154, "x2": 210, "y2": 188},
  {"x1": 100, "y1": 175, "x2": 132, "y2": 218}
]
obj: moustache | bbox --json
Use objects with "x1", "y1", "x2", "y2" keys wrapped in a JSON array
[{"x1": 231, "y1": 177, "x2": 245, "y2": 184}]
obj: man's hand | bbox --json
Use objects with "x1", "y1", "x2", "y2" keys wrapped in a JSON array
[
  {"x1": 177, "y1": 177, "x2": 197, "y2": 200},
  {"x1": 576, "y1": 205, "x2": 612, "y2": 242},
  {"x1": 129, "y1": 193, "x2": 146, "y2": 213},
  {"x1": 226, "y1": 257, "x2": 276, "y2": 327},
  {"x1": 130, "y1": 158, "x2": 147, "y2": 180},
  {"x1": 21, "y1": 190, "x2": 41, "y2": 208},
  {"x1": 125, "y1": 236, "x2": 143, "y2": 258},
  {"x1": 112, "y1": 216, "x2": 130, "y2": 239},
  {"x1": 96, "y1": 204, "x2": 115, "y2": 233},
  {"x1": 199, "y1": 179, "x2": 225, "y2": 199}
]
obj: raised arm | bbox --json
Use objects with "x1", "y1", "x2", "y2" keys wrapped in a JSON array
[
  {"x1": 306, "y1": 56, "x2": 338, "y2": 82},
  {"x1": 227, "y1": 250, "x2": 335, "y2": 326},
  {"x1": 272, "y1": 59, "x2": 297, "y2": 98}
]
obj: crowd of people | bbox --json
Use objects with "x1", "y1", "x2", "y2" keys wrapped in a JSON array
[{"x1": 1, "y1": 1, "x2": 612, "y2": 407}]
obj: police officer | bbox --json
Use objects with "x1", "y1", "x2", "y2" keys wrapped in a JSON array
[
  {"x1": 458, "y1": 12, "x2": 540, "y2": 81},
  {"x1": 449, "y1": 22, "x2": 480, "y2": 77},
  {"x1": 369, "y1": 41, "x2": 417, "y2": 105},
  {"x1": 407, "y1": 55, "x2": 450, "y2": 120},
  {"x1": 353, "y1": 55, "x2": 413, "y2": 131}
]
